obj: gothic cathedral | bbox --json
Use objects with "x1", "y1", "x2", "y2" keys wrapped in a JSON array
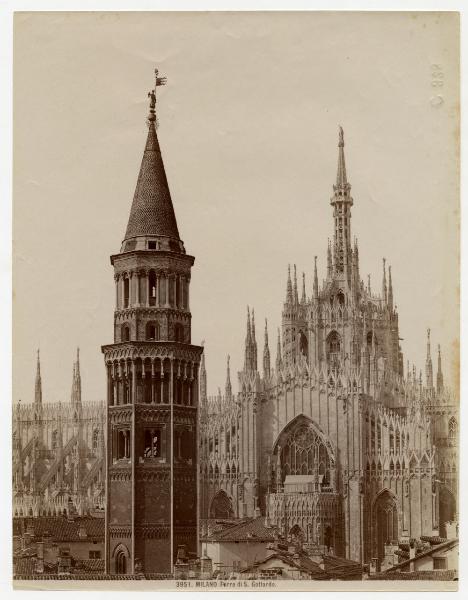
[{"x1": 199, "y1": 127, "x2": 458, "y2": 568}]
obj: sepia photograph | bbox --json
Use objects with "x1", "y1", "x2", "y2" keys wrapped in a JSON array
[{"x1": 9, "y1": 9, "x2": 460, "y2": 591}]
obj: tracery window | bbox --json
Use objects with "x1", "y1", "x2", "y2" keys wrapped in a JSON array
[
  {"x1": 448, "y1": 417, "x2": 457, "y2": 439},
  {"x1": 326, "y1": 331, "x2": 341, "y2": 369},
  {"x1": 92, "y1": 428, "x2": 99, "y2": 451},
  {"x1": 280, "y1": 422, "x2": 331, "y2": 485}
]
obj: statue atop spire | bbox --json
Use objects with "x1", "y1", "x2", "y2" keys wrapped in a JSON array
[{"x1": 147, "y1": 68, "x2": 167, "y2": 126}]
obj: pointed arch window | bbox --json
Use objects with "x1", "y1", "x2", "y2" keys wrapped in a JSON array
[
  {"x1": 52, "y1": 430, "x2": 58, "y2": 451},
  {"x1": 92, "y1": 429, "x2": 99, "y2": 451},
  {"x1": 448, "y1": 417, "x2": 457, "y2": 439},
  {"x1": 123, "y1": 277, "x2": 130, "y2": 308}
]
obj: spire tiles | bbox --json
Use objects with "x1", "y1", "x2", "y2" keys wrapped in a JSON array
[
  {"x1": 123, "y1": 69, "x2": 182, "y2": 251},
  {"x1": 301, "y1": 272, "x2": 306, "y2": 304}
]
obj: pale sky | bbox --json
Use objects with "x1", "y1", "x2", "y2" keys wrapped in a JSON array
[{"x1": 13, "y1": 11, "x2": 459, "y2": 405}]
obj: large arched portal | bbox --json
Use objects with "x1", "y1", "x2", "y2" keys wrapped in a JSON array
[
  {"x1": 373, "y1": 491, "x2": 398, "y2": 562},
  {"x1": 276, "y1": 417, "x2": 333, "y2": 485},
  {"x1": 439, "y1": 486, "x2": 456, "y2": 537},
  {"x1": 209, "y1": 490, "x2": 234, "y2": 518}
]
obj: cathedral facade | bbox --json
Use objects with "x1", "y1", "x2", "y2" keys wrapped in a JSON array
[
  {"x1": 199, "y1": 128, "x2": 458, "y2": 566},
  {"x1": 12, "y1": 351, "x2": 105, "y2": 519}
]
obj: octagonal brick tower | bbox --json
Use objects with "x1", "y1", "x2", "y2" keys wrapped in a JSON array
[{"x1": 102, "y1": 70, "x2": 203, "y2": 575}]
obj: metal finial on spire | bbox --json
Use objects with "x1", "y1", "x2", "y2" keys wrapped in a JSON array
[{"x1": 147, "y1": 67, "x2": 167, "y2": 126}]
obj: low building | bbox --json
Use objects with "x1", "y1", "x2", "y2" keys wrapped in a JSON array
[
  {"x1": 13, "y1": 516, "x2": 104, "y2": 578},
  {"x1": 200, "y1": 517, "x2": 277, "y2": 576},
  {"x1": 240, "y1": 544, "x2": 362, "y2": 580}
]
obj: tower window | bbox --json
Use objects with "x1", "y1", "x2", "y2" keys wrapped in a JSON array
[
  {"x1": 148, "y1": 241, "x2": 157, "y2": 250},
  {"x1": 146, "y1": 322, "x2": 160, "y2": 341},
  {"x1": 92, "y1": 429, "x2": 99, "y2": 451},
  {"x1": 123, "y1": 278, "x2": 129, "y2": 308},
  {"x1": 174, "y1": 323, "x2": 184, "y2": 342},
  {"x1": 115, "y1": 429, "x2": 130, "y2": 460},
  {"x1": 143, "y1": 429, "x2": 161, "y2": 458},
  {"x1": 148, "y1": 271, "x2": 156, "y2": 306},
  {"x1": 122, "y1": 325, "x2": 130, "y2": 342}
]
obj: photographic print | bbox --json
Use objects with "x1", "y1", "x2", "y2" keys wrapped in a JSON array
[{"x1": 12, "y1": 11, "x2": 459, "y2": 590}]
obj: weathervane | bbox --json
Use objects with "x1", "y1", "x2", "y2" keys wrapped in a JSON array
[{"x1": 147, "y1": 68, "x2": 167, "y2": 127}]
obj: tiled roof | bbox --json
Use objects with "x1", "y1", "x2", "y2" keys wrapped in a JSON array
[
  {"x1": 384, "y1": 539, "x2": 458, "y2": 573},
  {"x1": 242, "y1": 552, "x2": 328, "y2": 579},
  {"x1": 124, "y1": 122, "x2": 180, "y2": 242},
  {"x1": 13, "y1": 517, "x2": 104, "y2": 542},
  {"x1": 242, "y1": 550, "x2": 362, "y2": 581},
  {"x1": 322, "y1": 554, "x2": 363, "y2": 580},
  {"x1": 203, "y1": 517, "x2": 277, "y2": 542},
  {"x1": 420, "y1": 535, "x2": 447, "y2": 545},
  {"x1": 370, "y1": 570, "x2": 457, "y2": 581},
  {"x1": 75, "y1": 559, "x2": 105, "y2": 573}
]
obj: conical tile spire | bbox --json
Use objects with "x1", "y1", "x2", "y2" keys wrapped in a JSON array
[{"x1": 123, "y1": 70, "x2": 181, "y2": 247}]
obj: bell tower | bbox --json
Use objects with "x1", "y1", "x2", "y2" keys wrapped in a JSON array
[{"x1": 102, "y1": 69, "x2": 203, "y2": 575}]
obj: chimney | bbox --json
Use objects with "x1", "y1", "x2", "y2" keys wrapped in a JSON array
[
  {"x1": 35, "y1": 542, "x2": 44, "y2": 574},
  {"x1": 78, "y1": 522, "x2": 87, "y2": 539},
  {"x1": 444, "y1": 520, "x2": 458, "y2": 540},
  {"x1": 409, "y1": 541, "x2": 416, "y2": 572}
]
